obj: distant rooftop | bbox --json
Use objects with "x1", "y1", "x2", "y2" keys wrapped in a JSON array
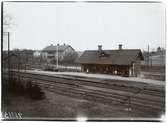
[{"x1": 42, "y1": 44, "x2": 73, "y2": 52}]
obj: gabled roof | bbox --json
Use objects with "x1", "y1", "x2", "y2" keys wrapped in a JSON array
[
  {"x1": 3, "y1": 52, "x2": 19, "y2": 61},
  {"x1": 76, "y1": 49, "x2": 144, "y2": 65},
  {"x1": 42, "y1": 45, "x2": 73, "y2": 52}
]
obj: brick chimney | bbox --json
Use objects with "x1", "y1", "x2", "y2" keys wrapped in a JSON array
[
  {"x1": 98, "y1": 45, "x2": 102, "y2": 52},
  {"x1": 118, "y1": 44, "x2": 122, "y2": 50}
]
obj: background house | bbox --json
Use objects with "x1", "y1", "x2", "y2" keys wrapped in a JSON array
[
  {"x1": 41, "y1": 43, "x2": 76, "y2": 63},
  {"x1": 142, "y1": 46, "x2": 165, "y2": 67},
  {"x1": 76, "y1": 45, "x2": 144, "y2": 77},
  {"x1": 3, "y1": 49, "x2": 34, "y2": 71},
  {"x1": 33, "y1": 50, "x2": 41, "y2": 57}
]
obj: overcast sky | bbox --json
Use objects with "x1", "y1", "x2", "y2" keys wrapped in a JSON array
[{"x1": 3, "y1": 2, "x2": 165, "y2": 51}]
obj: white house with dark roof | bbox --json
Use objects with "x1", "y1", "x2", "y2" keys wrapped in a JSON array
[{"x1": 41, "y1": 43, "x2": 75, "y2": 63}]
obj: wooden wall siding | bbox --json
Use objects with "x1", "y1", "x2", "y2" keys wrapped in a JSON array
[
  {"x1": 82, "y1": 64, "x2": 131, "y2": 76},
  {"x1": 133, "y1": 57, "x2": 142, "y2": 77},
  {"x1": 77, "y1": 48, "x2": 144, "y2": 77}
]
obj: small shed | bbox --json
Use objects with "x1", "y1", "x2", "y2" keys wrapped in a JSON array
[{"x1": 76, "y1": 45, "x2": 144, "y2": 77}]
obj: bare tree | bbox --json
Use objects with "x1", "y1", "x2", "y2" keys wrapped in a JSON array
[
  {"x1": 3, "y1": 12, "x2": 14, "y2": 31},
  {"x1": 3, "y1": 12, "x2": 15, "y2": 51},
  {"x1": 61, "y1": 52, "x2": 78, "y2": 65}
]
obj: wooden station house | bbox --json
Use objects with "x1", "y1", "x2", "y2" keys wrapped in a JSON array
[{"x1": 76, "y1": 45, "x2": 144, "y2": 77}]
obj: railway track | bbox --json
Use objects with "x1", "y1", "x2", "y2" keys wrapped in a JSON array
[
  {"x1": 11, "y1": 70, "x2": 165, "y2": 95},
  {"x1": 34, "y1": 82, "x2": 165, "y2": 116},
  {"x1": 3, "y1": 71, "x2": 165, "y2": 116}
]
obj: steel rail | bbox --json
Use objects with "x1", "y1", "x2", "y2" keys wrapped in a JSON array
[{"x1": 3, "y1": 71, "x2": 165, "y2": 115}]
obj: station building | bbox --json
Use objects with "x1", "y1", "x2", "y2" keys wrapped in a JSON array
[{"x1": 76, "y1": 45, "x2": 144, "y2": 77}]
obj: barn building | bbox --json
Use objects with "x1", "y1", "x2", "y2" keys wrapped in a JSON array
[{"x1": 76, "y1": 45, "x2": 144, "y2": 77}]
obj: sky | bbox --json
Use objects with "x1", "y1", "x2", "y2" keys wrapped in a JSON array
[{"x1": 3, "y1": 2, "x2": 166, "y2": 51}]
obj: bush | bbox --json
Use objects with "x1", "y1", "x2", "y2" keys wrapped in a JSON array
[
  {"x1": 25, "y1": 81, "x2": 45, "y2": 100},
  {"x1": 5, "y1": 78, "x2": 45, "y2": 100},
  {"x1": 30, "y1": 84, "x2": 45, "y2": 100},
  {"x1": 26, "y1": 81, "x2": 33, "y2": 92},
  {"x1": 4, "y1": 78, "x2": 26, "y2": 95}
]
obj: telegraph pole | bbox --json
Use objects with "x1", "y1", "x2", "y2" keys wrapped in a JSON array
[
  {"x1": 8, "y1": 32, "x2": 10, "y2": 55},
  {"x1": 147, "y1": 44, "x2": 149, "y2": 68},
  {"x1": 8, "y1": 32, "x2": 10, "y2": 81},
  {"x1": 56, "y1": 44, "x2": 59, "y2": 68}
]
